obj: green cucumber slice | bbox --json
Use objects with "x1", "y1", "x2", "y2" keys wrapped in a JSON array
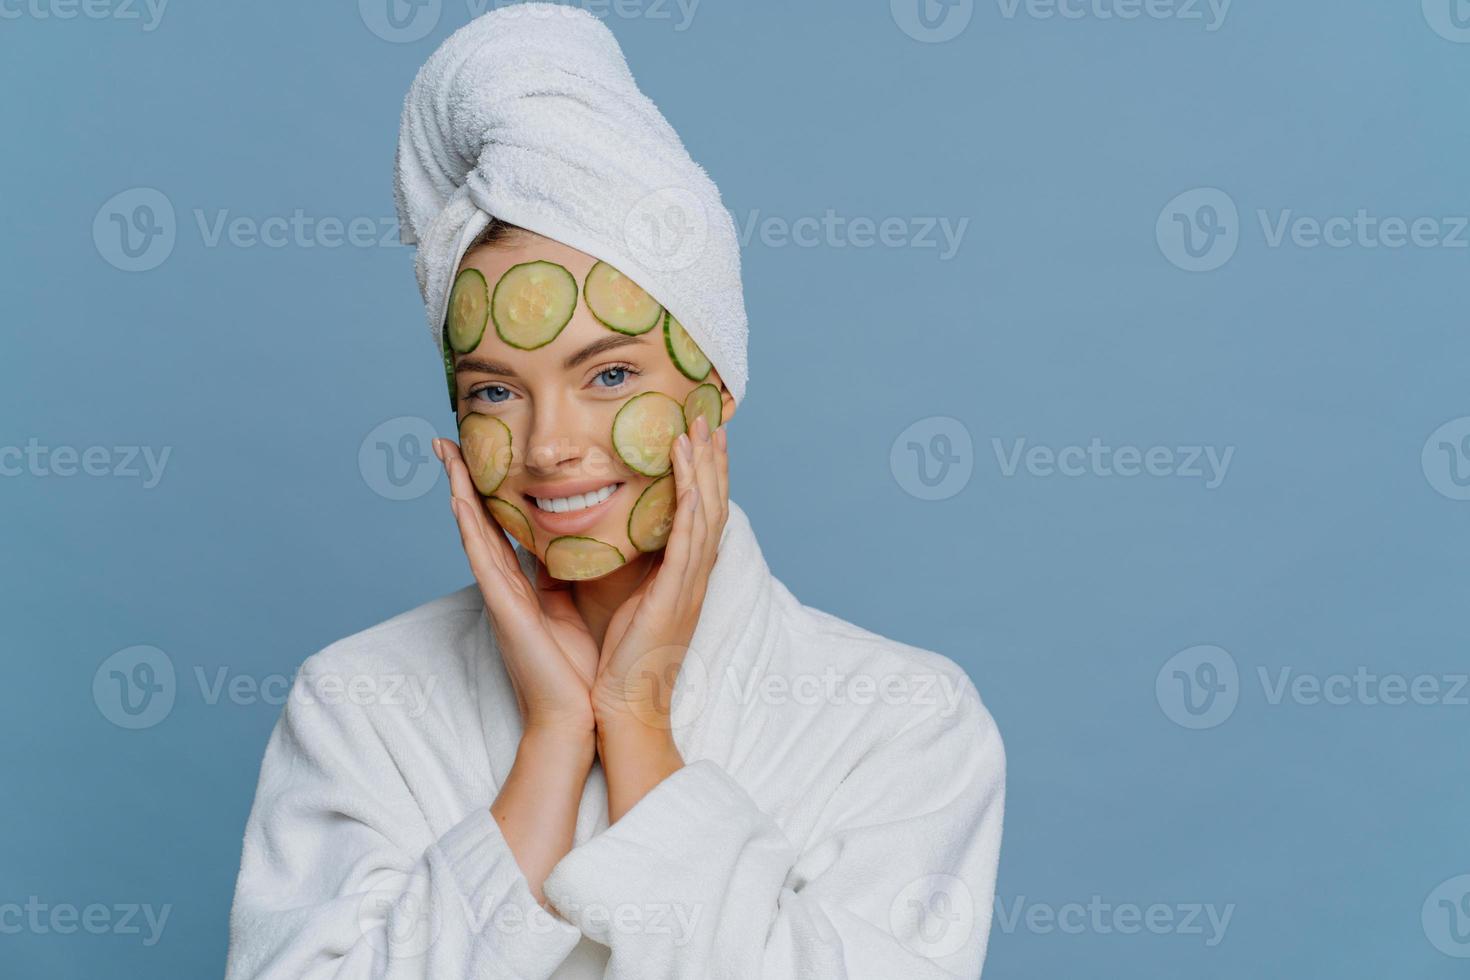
[
  {"x1": 486, "y1": 495, "x2": 535, "y2": 551},
  {"x1": 628, "y1": 473, "x2": 676, "y2": 552},
  {"x1": 545, "y1": 535, "x2": 626, "y2": 580},
  {"x1": 584, "y1": 260, "x2": 662, "y2": 335},
  {"x1": 446, "y1": 268, "x2": 490, "y2": 353},
  {"x1": 682, "y1": 383, "x2": 722, "y2": 435},
  {"x1": 458, "y1": 414, "x2": 514, "y2": 495},
  {"x1": 612, "y1": 391, "x2": 686, "y2": 477},
  {"x1": 442, "y1": 335, "x2": 457, "y2": 412},
  {"x1": 664, "y1": 311, "x2": 712, "y2": 382},
  {"x1": 492, "y1": 260, "x2": 577, "y2": 350}
]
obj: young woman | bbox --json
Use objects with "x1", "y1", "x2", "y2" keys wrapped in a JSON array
[{"x1": 224, "y1": 5, "x2": 1004, "y2": 979}]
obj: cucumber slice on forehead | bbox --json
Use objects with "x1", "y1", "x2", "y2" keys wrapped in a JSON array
[
  {"x1": 682, "y1": 383, "x2": 722, "y2": 435},
  {"x1": 446, "y1": 268, "x2": 489, "y2": 353},
  {"x1": 664, "y1": 312, "x2": 712, "y2": 382},
  {"x1": 492, "y1": 260, "x2": 578, "y2": 350},
  {"x1": 545, "y1": 535, "x2": 626, "y2": 580},
  {"x1": 486, "y1": 495, "x2": 535, "y2": 551},
  {"x1": 628, "y1": 473, "x2": 676, "y2": 552},
  {"x1": 584, "y1": 260, "x2": 663, "y2": 335},
  {"x1": 612, "y1": 391, "x2": 686, "y2": 477},
  {"x1": 457, "y1": 414, "x2": 514, "y2": 496}
]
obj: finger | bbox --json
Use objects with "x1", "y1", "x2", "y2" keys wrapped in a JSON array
[
  {"x1": 438, "y1": 439, "x2": 522, "y2": 589},
  {"x1": 714, "y1": 423, "x2": 729, "y2": 516}
]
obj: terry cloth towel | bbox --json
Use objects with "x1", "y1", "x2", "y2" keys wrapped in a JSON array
[
  {"x1": 392, "y1": 1, "x2": 750, "y2": 405},
  {"x1": 223, "y1": 499, "x2": 1006, "y2": 979}
]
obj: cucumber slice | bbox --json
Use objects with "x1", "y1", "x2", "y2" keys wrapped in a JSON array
[
  {"x1": 458, "y1": 414, "x2": 513, "y2": 495},
  {"x1": 584, "y1": 260, "x2": 662, "y2": 335},
  {"x1": 446, "y1": 268, "x2": 490, "y2": 353},
  {"x1": 492, "y1": 260, "x2": 578, "y2": 350},
  {"x1": 612, "y1": 391, "x2": 686, "y2": 477},
  {"x1": 664, "y1": 311, "x2": 712, "y2": 382},
  {"x1": 682, "y1": 383, "x2": 722, "y2": 435},
  {"x1": 545, "y1": 535, "x2": 626, "y2": 580},
  {"x1": 442, "y1": 336, "x2": 457, "y2": 412},
  {"x1": 628, "y1": 473, "x2": 676, "y2": 552},
  {"x1": 486, "y1": 495, "x2": 535, "y2": 551}
]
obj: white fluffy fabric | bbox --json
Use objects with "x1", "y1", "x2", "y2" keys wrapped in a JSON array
[
  {"x1": 392, "y1": 1, "x2": 749, "y2": 405},
  {"x1": 224, "y1": 500, "x2": 1006, "y2": 978}
]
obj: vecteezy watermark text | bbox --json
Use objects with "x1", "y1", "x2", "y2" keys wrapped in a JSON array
[
  {"x1": 992, "y1": 437, "x2": 1235, "y2": 489},
  {"x1": 993, "y1": 895, "x2": 1234, "y2": 946},
  {"x1": 1, "y1": 440, "x2": 171, "y2": 488}
]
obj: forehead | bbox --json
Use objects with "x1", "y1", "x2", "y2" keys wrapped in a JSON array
[{"x1": 456, "y1": 230, "x2": 658, "y2": 364}]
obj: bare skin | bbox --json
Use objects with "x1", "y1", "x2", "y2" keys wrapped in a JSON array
[{"x1": 430, "y1": 228, "x2": 732, "y2": 908}]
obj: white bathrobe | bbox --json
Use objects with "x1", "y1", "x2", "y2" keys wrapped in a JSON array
[{"x1": 223, "y1": 499, "x2": 1005, "y2": 979}]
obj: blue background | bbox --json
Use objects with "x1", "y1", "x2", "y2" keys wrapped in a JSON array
[{"x1": 4, "y1": 0, "x2": 1468, "y2": 976}]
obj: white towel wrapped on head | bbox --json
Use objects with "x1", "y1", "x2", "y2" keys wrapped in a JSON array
[{"x1": 393, "y1": 0, "x2": 749, "y2": 405}]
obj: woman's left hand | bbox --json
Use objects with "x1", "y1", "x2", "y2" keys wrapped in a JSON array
[{"x1": 591, "y1": 412, "x2": 729, "y2": 734}]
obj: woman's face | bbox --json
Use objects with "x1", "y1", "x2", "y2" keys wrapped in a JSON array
[{"x1": 449, "y1": 228, "x2": 735, "y2": 580}]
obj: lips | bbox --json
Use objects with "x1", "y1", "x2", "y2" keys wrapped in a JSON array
[{"x1": 525, "y1": 482, "x2": 625, "y2": 536}]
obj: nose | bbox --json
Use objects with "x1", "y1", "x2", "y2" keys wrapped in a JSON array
[{"x1": 522, "y1": 396, "x2": 602, "y2": 479}]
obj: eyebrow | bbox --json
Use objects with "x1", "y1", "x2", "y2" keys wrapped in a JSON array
[{"x1": 455, "y1": 333, "x2": 650, "y2": 378}]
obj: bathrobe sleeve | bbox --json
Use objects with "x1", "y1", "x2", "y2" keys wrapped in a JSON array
[
  {"x1": 541, "y1": 677, "x2": 1006, "y2": 979},
  {"x1": 224, "y1": 662, "x2": 584, "y2": 980}
]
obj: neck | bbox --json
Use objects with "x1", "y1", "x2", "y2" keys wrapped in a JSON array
[{"x1": 570, "y1": 549, "x2": 657, "y2": 650}]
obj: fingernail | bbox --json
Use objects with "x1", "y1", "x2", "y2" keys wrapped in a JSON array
[{"x1": 679, "y1": 433, "x2": 692, "y2": 458}]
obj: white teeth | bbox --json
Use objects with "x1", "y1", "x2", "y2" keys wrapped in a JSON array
[{"x1": 534, "y1": 483, "x2": 618, "y2": 513}]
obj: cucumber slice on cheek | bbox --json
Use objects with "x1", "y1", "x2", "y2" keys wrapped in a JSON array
[
  {"x1": 492, "y1": 260, "x2": 578, "y2": 351},
  {"x1": 628, "y1": 473, "x2": 676, "y2": 552},
  {"x1": 682, "y1": 382, "x2": 723, "y2": 436},
  {"x1": 584, "y1": 260, "x2": 663, "y2": 335},
  {"x1": 457, "y1": 414, "x2": 514, "y2": 496},
  {"x1": 446, "y1": 268, "x2": 489, "y2": 354},
  {"x1": 612, "y1": 391, "x2": 686, "y2": 477},
  {"x1": 486, "y1": 495, "x2": 535, "y2": 551}
]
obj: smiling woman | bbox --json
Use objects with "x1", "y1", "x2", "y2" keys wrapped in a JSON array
[{"x1": 223, "y1": 4, "x2": 1004, "y2": 980}]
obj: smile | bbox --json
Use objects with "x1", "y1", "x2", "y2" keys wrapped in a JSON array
[{"x1": 532, "y1": 482, "x2": 623, "y2": 513}]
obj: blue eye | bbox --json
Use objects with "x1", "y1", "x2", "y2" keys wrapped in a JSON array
[
  {"x1": 594, "y1": 364, "x2": 640, "y2": 389},
  {"x1": 471, "y1": 384, "x2": 512, "y2": 404}
]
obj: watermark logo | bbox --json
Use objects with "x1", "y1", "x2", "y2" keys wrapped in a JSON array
[
  {"x1": 0, "y1": 0, "x2": 169, "y2": 31},
  {"x1": 623, "y1": 187, "x2": 710, "y2": 274},
  {"x1": 93, "y1": 646, "x2": 177, "y2": 730},
  {"x1": 1157, "y1": 188, "x2": 1239, "y2": 272},
  {"x1": 891, "y1": 416, "x2": 974, "y2": 501},
  {"x1": 1156, "y1": 645, "x2": 1239, "y2": 729},
  {"x1": 734, "y1": 209, "x2": 969, "y2": 260},
  {"x1": 617, "y1": 644, "x2": 710, "y2": 735},
  {"x1": 993, "y1": 895, "x2": 1234, "y2": 946},
  {"x1": 357, "y1": 884, "x2": 442, "y2": 959},
  {"x1": 1423, "y1": 875, "x2": 1470, "y2": 957},
  {"x1": 360, "y1": 416, "x2": 441, "y2": 501},
  {"x1": 0, "y1": 440, "x2": 172, "y2": 487},
  {"x1": 359, "y1": 0, "x2": 441, "y2": 42},
  {"x1": 93, "y1": 187, "x2": 176, "y2": 272},
  {"x1": 995, "y1": 0, "x2": 1230, "y2": 30},
  {"x1": 1422, "y1": 417, "x2": 1470, "y2": 501},
  {"x1": 891, "y1": 874, "x2": 975, "y2": 958},
  {"x1": 891, "y1": 0, "x2": 974, "y2": 42},
  {"x1": 993, "y1": 437, "x2": 1234, "y2": 488},
  {"x1": 1423, "y1": 0, "x2": 1470, "y2": 43},
  {"x1": 0, "y1": 898, "x2": 171, "y2": 946}
]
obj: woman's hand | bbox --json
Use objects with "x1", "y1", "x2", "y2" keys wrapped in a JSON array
[
  {"x1": 591, "y1": 414, "x2": 730, "y2": 734},
  {"x1": 434, "y1": 436, "x2": 600, "y2": 741}
]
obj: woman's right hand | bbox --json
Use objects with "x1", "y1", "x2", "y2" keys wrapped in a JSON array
[{"x1": 434, "y1": 437, "x2": 599, "y2": 741}]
